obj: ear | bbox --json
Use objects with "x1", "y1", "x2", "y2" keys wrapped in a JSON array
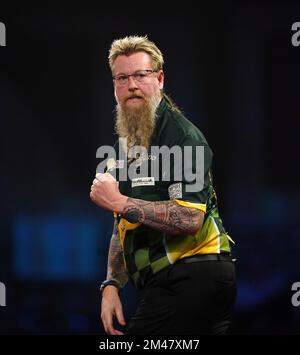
[
  {"x1": 157, "y1": 70, "x2": 164, "y2": 90},
  {"x1": 114, "y1": 88, "x2": 119, "y2": 103}
]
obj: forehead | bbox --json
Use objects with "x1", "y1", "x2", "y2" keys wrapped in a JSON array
[{"x1": 113, "y1": 52, "x2": 152, "y2": 74}]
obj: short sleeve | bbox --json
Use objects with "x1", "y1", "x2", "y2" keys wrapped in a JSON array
[{"x1": 167, "y1": 134, "x2": 213, "y2": 213}]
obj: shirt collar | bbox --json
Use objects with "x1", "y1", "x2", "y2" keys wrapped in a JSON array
[{"x1": 155, "y1": 96, "x2": 167, "y2": 119}]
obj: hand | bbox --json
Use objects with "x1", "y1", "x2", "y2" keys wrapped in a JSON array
[
  {"x1": 90, "y1": 173, "x2": 127, "y2": 213},
  {"x1": 101, "y1": 286, "x2": 126, "y2": 335}
]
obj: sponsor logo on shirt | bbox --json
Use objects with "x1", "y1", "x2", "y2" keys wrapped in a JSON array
[
  {"x1": 168, "y1": 182, "x2": 183, "y2": 199},
  {"x1": 132, "y1": 177, "x2": 155, "y2": 188}
]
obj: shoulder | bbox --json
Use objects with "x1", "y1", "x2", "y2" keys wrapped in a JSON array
[{"x1": 163, "y1": 107, "x2": 210, "y2": 146}]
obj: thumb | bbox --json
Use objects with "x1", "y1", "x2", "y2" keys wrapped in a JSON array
[{"x1": 115, "y1": 307, "x2": 126, "y2": 326}]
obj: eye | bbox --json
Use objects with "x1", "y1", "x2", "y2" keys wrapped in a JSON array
[
  {"x1": 116, "y1": 75, "x2": 127, "y2": 82},
  {"x1": 135, "y1": 72, "x2": 147, "y2": 80}
]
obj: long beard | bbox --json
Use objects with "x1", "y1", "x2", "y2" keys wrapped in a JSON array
[{"x1": 115, "y1": 94, "x2": 161, "y2": 154}]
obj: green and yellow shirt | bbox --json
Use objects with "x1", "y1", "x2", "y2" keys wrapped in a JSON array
[{"x1": 110, "y1": 98, "x2": 232, "y2": 289}]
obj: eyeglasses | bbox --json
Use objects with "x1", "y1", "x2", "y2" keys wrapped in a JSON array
[{"x1": 112, "y1": 70, "x2": 158, "y2": 86}]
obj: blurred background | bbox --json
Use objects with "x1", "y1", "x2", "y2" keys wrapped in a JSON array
[{"x1": 0, "y1": 1, "x2": 299, "y2": 334}]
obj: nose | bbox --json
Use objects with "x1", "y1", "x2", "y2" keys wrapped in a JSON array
[{"x1": 127, "y1": 75, "x2": 139, "y2": 91}]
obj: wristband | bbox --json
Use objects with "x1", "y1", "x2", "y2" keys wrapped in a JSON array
[{"x1": 100, "y1": 280, "x2": 120, "y2": 294}]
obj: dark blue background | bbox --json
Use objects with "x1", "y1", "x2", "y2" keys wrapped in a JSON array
[{"x1": 0, "y1": 2, "x2": 299, "y2": 334}]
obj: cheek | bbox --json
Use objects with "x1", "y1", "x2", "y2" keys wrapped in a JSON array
[
  {"x1": 114, "y1": 87, "x2": 125, "y2": 102},
  {"x1": 141, "y1": 84, "x2": 158, "y2": 97}
]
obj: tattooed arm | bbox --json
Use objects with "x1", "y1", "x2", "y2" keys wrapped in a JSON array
[
  {"x1": 122, "y1": 198, "x2": 204, "y2": 236},
  {"x1": 90, "y1": 173, "x2": 203, "y2": 236},
  {"x1": 106, "y1": 219, "x2": 128, "y2": 288},
  {"x1": 101, "y1": 220, "x2": 127, "y2": 335}
]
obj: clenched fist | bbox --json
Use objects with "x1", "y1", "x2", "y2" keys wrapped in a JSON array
[{"x1": 90, "y1": 173, "x2": 127, "y2": 213}]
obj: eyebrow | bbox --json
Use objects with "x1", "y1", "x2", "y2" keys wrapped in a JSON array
[{"x1": 114, "y1": 69, "x2": 146, "y2": 76}]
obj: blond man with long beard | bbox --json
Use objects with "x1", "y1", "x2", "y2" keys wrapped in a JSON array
[{"x1": 90, "y1": 36, "x2": 236, "y2": 335}]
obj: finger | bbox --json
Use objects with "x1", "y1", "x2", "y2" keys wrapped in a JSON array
[
  {"x1": 93, "y1": 178, "x2": 99, "y2": 185},
  {"x1": 115, "y1": 308, "x2": 126, "y2": 326},
  {"x1": 113, "y1": 329, "x2": 124, "y2": 335},
  {"x1": 108, "y1": 325, "x2": 124, "y2": 336},
  {"x1": 106, "y1": 323, "x2": 119, "y2": 335},
  {"x1": 103, "y1": 311, "x2": 125, "y2": 335},
  {"x1": 102, "y1": 314, "x2": 113, "y2": 335},
  {"x1": 96, "y1": 173, "x2": 103, "y2": 180}
]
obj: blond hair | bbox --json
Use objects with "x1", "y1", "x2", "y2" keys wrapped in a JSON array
[{"x1": 108, "y1": 35, "x2": 164, "y2": 72}]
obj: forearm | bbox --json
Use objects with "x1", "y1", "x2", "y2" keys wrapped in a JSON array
[
  {"x1": 106, "y1": 221, "x2": 128, "y2": 288},
  {"x1": 122, "y1": 198, "x2": 203, "y2": 235},
  {"x1": 91, "y1": 175, "x2": 202, "y2": 236}
]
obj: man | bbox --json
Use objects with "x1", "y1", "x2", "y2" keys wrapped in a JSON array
[{"x1": 90, "y1": 36, "x2": 236, "y2": 335}]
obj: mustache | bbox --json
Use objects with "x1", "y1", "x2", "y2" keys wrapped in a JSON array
[{"x1": 126, "y1": 94, "x2": 145, "y2": 100}]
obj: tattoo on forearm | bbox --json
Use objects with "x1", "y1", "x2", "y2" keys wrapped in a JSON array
[
  {"x1": 106, "y1": 220, "x2": 128, "y2": 288},
  {"x1": 123, "y1": 198, "x2": 203, "y2": 235}
]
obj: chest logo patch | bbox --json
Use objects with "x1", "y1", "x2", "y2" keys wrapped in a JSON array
[
  {"x1": 168, "y1": 182, "x2": 183, "y2": 199},
  {"x1": 131, "y1": 177, "x2": 155, "y2": 188}
]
